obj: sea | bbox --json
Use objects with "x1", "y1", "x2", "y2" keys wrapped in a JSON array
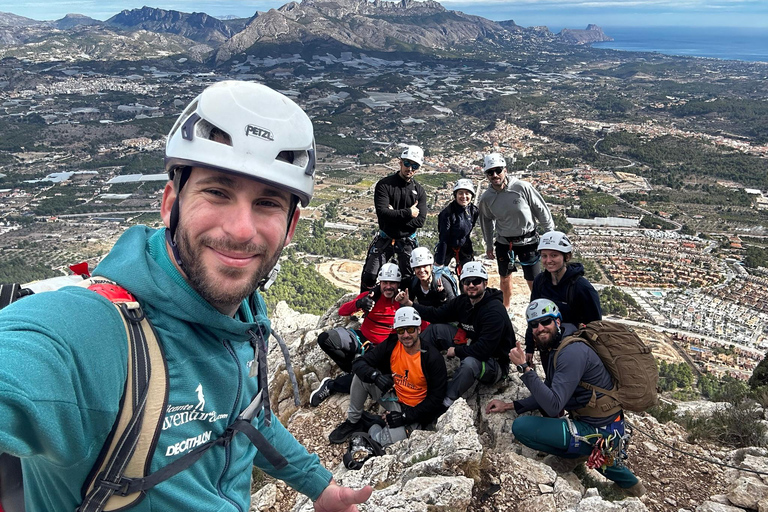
[{"x1": 591, "y1": 26, "x2": 768, "y2": 63}]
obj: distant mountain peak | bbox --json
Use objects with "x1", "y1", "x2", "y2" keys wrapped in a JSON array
[
  {"x1": 106, "y1": 6, "x2": 237, "y2": 44},
  {"x1": 557, "y1": 24, "x2": 612, "y2": 44}
]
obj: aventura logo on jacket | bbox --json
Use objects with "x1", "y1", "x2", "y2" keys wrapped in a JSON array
[{"x1": 163, "y1": 383, "x2": 230, "y2": 456}]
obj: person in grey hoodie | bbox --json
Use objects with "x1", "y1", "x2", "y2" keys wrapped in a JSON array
[{"x1": 478, "y1": 152, "x2": 555, "y2": 306}]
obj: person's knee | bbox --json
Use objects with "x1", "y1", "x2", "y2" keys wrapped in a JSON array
[
  {"x1": 459, "y1": 357, "x2": 484, "y2": 378},
  {"x1": 317, "y1": 329, "x2": 355, "y2": 371},
  {"x1": 512, "y1": 416, "x2": 535, "y2": 441}
]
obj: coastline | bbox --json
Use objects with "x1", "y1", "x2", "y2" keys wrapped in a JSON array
[{"x1": 591, "y1": 25, "x2": 768, "y2": 63}]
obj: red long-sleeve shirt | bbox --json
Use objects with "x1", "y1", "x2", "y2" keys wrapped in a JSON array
[{"x1": 339, "y1": 291, "x2": 399, "y2": 344}]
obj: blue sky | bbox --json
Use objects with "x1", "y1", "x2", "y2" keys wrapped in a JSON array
[{"x1": 5, "y1": 0, "x2": 767, "y2": 29}]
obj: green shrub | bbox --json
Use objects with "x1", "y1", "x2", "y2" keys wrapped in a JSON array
[{"x1": 683, "y1": 400, "x2": 766, "y2": 448}]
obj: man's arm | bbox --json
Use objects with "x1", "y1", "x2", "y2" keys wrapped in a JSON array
[
  {"x1": 0, "y1": 290, "x2": 127, "y2": 466},
  {"x1": 453, "y1": 304, "x2": 506, "y2": 361},
  {"x1": 519, "y1": 344, "x2": 586, "y2": 417},
  {"x1": 374, "y1": 179, "x2": 410, "y2": 223},
  {"x1": 412, "y1": 298, "x2": 458, "y2": 325},
  {"x1": 338, "y1": 291, "x2": 369, "y2": 317},
  {"x1": 523, "y1": 183, "x2": 555, "y2": 233},
  {"x1": 478, "y1": 196, "x2": 496, "y2": 253},
  {"x1": 351, "y1": 336, "x2": 394, "y2": 382},
  {"x1": 405, "y1": 183, "x2": 427, "y2": 230}
]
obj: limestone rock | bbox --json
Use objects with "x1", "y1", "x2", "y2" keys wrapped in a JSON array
[
  {"x1": 696, "y1": 501, "x2": 748, "y2": 512},
  {"x1": 727, "y1": 476, "x2": 768, "y2": 509},
  {"x1": 250, "y1": 483, "x2": 277, "y2": 511}
]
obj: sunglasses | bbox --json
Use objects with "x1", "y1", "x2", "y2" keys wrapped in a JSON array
[
  {"x1": 529, "y1": 317, "x2": 554, "y2": 329},
  {"x1": 396, "y1": 326, "x2": 418, "y2": 335},
  {"x1": 402, "y1": 160, "x2": 420, "y2": 170},
  {"x1": 485, "y1": 167, "x2": 504, "y2": 176},
  {"x1": 461, "y1": 277, "x2": 484, "y2": 287}
]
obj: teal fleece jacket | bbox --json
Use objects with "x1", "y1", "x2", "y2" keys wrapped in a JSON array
[{"x1": 0, "y1": 226, "x2": 332, "y2": 511}]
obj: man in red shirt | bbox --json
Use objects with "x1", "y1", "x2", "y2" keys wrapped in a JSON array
[
  {"x1": 328, "y1": 307, "x2": 447, "y2": 445},
  {"x1": 311, "y1": 263, "x2": 402, "y2": 406}
]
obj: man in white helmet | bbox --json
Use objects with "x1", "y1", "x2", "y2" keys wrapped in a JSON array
[
  {"x1": 312, "y1": 262, "x2": 404, "y2": 407},
  {"x1": 478, "y1": 152, "x2": 555, "y2": 305},
  {"x1": 397, "y1": 261, "x2": 514, "y2": 408},
  {"x1": 360, "y1": 145, "x2": 427, "y2": 293},
  {"x1": 486, "y1": 300, "x2": 645, "y2": 497},
  {"x1": 327, "y1": 306, "x2": 447, "y2": 447},
  {"x1": 435, "y1": 178, "x2": 479, "y2": 278},
  {"x1": 0, "y1": 81, "x2": 370, "y2": 511}
]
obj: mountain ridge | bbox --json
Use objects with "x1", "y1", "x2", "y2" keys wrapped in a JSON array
[{"x1": 0, "y1": 3, "x2": 611, "y2": 64}]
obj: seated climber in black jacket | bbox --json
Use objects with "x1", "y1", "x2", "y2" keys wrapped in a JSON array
[{"x1": 328, "y1": 307, "x2": 448, "y2": 446}]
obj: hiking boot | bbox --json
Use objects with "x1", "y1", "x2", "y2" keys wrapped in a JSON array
[
  {"x1": 359, "y1": 410, "x2": 386, "y2": 431},
  {"x1": 309, "y1": 377, "x2": 333, "y2": 407},
  {"x1": 543, "y1": 454, "x2": 588, "y2": 473},
  {"x1": 329, "y1": 419, "x2": 364, "y2": 444},
  {"x1": 613, "y1": 481, "x2": 647, "y2": 498}
]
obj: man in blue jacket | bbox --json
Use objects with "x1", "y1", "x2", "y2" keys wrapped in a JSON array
[
  {"x1": 486, "y1": 299, "x2": 645, "y2": 497},
  {"x1": 0, "y1": 82, "x2": 370, "y2": 511}
]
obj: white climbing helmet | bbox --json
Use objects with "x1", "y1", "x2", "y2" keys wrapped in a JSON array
[
  {"x1": 483, "y1": 152, "x2": 508, "y2": 172},
  {"x1": 453, "y1": 178, "x2": 475, "y2": 196},
  {"x1": 400, "y1": 145, "x2": 424, "y2": 166},
  {"x1": 393, "y1": 306, "x2": 421, "y2": 329},
  {"x1": 165, "y1": 81, "x2": 316, "y2": 206},
  {"x1": 410, "y1": 247, "x2": 434, "y2": 268},
  {"x1": 526, "y1": 299, "x2": 561, "y2": 323},
  {"x1": 460, "y1": 261, "x2": 488, "y2": 282},
  {"x1": 377, "y1": 262, "x2": 402, "y2": 283},
  {"x1": 537, "y1": 231, "x2": 573, "y2": 254}
]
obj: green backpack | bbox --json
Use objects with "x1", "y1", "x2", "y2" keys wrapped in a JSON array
[{"x1": 553, "y1": 320, "x2": 659, "y2": 417}]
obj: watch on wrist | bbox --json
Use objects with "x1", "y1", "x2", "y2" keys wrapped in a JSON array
[{"x1": 516, "y1": 363, "x2": 530, "y2": 374}]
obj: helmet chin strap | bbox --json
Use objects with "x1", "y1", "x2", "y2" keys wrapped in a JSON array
[{"x1": 166, "y1": 167, "x2": 191, "y2": 270}]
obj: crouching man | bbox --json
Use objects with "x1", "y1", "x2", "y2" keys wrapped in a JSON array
[
  {"x1": 486, "y1": 299, "x2": 645, "y2": 497},
  {"x1": 328, "y1": 307, "x2": 447, "y2": 446}
]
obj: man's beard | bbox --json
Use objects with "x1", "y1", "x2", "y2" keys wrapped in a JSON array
[{"x1": 176, "y1": 225, "x2": 283, "y2": 312}]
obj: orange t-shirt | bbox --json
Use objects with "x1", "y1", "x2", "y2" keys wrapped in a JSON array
[{"x1": 391, "y1": 343, "x2": 427, "y2": 407}]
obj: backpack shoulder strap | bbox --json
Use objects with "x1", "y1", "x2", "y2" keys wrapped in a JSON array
[{"x1": 76, "y1": 278, "x2": 168, "y2": 512}]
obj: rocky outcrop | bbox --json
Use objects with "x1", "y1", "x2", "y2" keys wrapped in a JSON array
[
  {"x1": 53, "y1": 14, "x2": 101, "y2": 30},
  {"x1": 557, "y1": 24, "x2": 612, "y2": 45},
  {"x1": 262, "y1": 300, "x2": 757, "y2": 511}
]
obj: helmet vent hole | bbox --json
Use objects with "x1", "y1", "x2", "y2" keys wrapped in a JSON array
[
  {"x1": 198, "y1": 120, "x2": 232, "y2": 146},
  {"x1": 276, "y1": 150, "x2": 295, "y2": 164}
]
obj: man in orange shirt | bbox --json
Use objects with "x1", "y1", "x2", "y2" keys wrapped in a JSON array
[{"x1": 328, "y1": 307, "x2": 447, "y2": 446}]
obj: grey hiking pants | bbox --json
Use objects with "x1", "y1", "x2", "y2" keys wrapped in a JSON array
[{"x1": 348, "y1": 376, "x2": 415, "y2": 447}]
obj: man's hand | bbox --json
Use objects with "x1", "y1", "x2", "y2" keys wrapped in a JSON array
[
  {"x1": 509, "y1": 341, "x2": 526, "y2": 366},
  {"x1": 525, "y1": 352, "x2": 534, "y2": 366},
  {"x1": 485, "y1": 399, "x2": 511, "y2": 414},
  {"x1": 485, "y1": 249, "x2": 494, "y2": 260},
  {"x1": 410, "y1": 204, "x2": 420, "y2": 218},
  {"x1": 446, "y1": 347, "x2": 456, "y2": 358},
  {"x1": 314, "y1": 482, "x2": 373, "y2": 512},
  {"x1": 384, "y1": 410, "x2": 407, "y2": 428},
  {"x1": 355, "y1": 293, "x2": 375, "y2": 312},
  {"x1": 373, "y1": 372, "x2": 395, "y2": 393},
  {"x1": 394, "y1": 288, "x2": 412, "y2": 306}
]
